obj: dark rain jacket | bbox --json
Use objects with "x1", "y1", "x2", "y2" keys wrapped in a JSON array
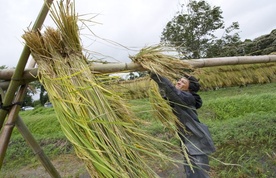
[{"x1": 151, "y1": 74, "x2": 216, "y2": 155}]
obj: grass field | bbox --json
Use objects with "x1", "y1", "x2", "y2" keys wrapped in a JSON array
[{"x1": 1, "y1": 82, "x2": 275, "y2": 177}]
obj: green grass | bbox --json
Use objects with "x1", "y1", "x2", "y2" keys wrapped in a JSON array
[
  {"x1": 1, "y1": 107, "x2": 71, "y2": 172},
  {"x1": 1, "y1": 83, "x2": 276, "y2": 177},
  {"x1": 199, "y1": 83, "x2": 276, "y2": 178},
  {"x1": 127, "y1": 83, "x2": 276, "y2": 178}
]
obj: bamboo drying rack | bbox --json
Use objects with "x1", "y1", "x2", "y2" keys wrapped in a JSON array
[{"x1": 0, "y1": 1, "x2": 276, "y2": 177}]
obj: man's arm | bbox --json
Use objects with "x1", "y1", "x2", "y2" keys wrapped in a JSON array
[{"x1": 150, "y1": 73, "x2": 194, "y2": 107}]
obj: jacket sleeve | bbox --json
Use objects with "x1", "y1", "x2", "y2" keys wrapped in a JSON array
[{"x1": 150, "y1": 73, "x2": 195, "y2": 107}]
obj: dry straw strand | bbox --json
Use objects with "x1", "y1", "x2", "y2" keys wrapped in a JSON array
[{"x1": 129, "y1": 45, "x2": 193, "y2": 80}]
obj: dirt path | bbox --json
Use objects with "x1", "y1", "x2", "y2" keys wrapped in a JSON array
[{"x1": 3, "y1": 153, "x2": 186, "y2": 178}]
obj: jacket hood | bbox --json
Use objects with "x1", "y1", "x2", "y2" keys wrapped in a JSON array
[{"x1": 192, "y1": 92, "x2": 202, "y2": 109}]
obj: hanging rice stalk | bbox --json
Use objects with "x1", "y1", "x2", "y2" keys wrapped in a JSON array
[
  {"x1": 129, "y1": 46, "x2": 193, "y2": 80},
  {"x1": 127, "y1": 46, "x2": 276, "y2": 93},
  {"x1": 193, "y1": 63, "x2": 276, "y2": 89},
  {"x1": 23, "y1": 1, "x2": 183, "y2": 177},
  {"x1": 106, "y1": 77, "x2": 151, "y2": 99},
  {"x1": 127, "y1": 45, "x2": 192, "y2": 137},
  {"x1": 108, "y1": 62, "x2": 276, "y2": 96},
  {"x1": 128, "y1": 45, "x2": 192, "y2": 127},
  {"x1": 130, "y1": 48, "x2": 193, "y2": 171},
  {"x1": 148, "y1": 80, "x2": 179, "y2": 129}
]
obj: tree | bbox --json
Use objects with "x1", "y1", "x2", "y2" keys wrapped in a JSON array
[
  {"x1": 161, "y1": 0, "x2": 240, "y2": 59},
  {"x1": 22, "y1": 84, "x2": 37, "y2": 107},
  {"x1": 31, "y1": 80, "x2": 49, "y2": 105},
  {"x1": 0, "y1": 65, "x2": 8, "y2": 70},
  {"x1": 23, "y1": 90, "x2": 33, "y2": 107},
  {"x1": 38, "y1": 83, "x2": 49, "y2": 105},
  {"x1": 206, "y1": 22, "x2": 241, "y2": 57}
]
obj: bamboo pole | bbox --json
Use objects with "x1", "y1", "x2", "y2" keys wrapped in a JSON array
[
  {"x1": 15, "y1": 116, "x2": 61, "y2": 177},
  {"x1": 0, "y1": 62, "x2": 143, "y2": 81},
  {"x1": 0, "y1": 68, "x2": 38, "y2": 81},
  {"x1": 0, "y1": 1, "x2": 60, "y2": 177},
  {"x1": 0, "y1": 85, "x2": 60, "y2": 176},
  {"x1": 0, "y1": 0, "x2": 53, "y2": 129},
  {"x1": 1, "y1": 55, "x2": 276, "y2": 84},
  {"x1": 0, "y1": 84, "x2": 60, "y2": 177},
  {"x1": 186, "y1": 55, "x2": 276, "y2": 68},
  {"x1": 0, "y1": 85, "x2": 28, "y2": 168}
]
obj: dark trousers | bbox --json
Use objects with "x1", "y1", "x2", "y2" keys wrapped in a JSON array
[{"x1": 184, "y1": 154, "x2": 210, "y2": 178}]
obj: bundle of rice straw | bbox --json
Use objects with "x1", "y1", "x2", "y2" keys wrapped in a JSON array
[
  {"x1": 23, "y1": 1, "x2": 182, "y2": 177},
  {"x1": 129, "y1": 45, "x2": 193, "y2": 80},
  {"x1": 147, "y1": 80, "x2": 179, "y2": 128},
  {"x1": 128, "y1": 45, "x2": 196, "y2": 126},
  {"x1": 129, "y1": 45, "x2": 193, "y2": 133},
  {"x1": 129, "y1": 44, "x2": 195, "y2": 171}
]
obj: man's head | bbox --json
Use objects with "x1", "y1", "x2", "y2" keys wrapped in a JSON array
[
  {"x1": 175, "y1": 77, "x2": 190, "y2": 91},
  {"x1": 175, "y1": 75, "x2": 200, "y2": 93}
]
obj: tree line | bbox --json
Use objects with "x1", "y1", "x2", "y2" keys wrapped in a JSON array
[{"x1": 161, "y1": 0, "x2": 276, "y2": 58}]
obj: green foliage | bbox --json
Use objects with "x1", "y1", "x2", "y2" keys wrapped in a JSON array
[
  {"x1": 161, "y1": 0, "x2": 240, "y2": 58},
  {"x1": 238, "y1": 29, "x2": 276, "y2": 56},
  {"x1": 19, "y1": 108, "x2": 64, "y2": 138},
  {"x1": 30, "y1": 80, "x2": 49, "y2": 106},
  {"x1": 206, "y1": 22, "x2": 241, "y2": 58},
  {"x1": 0, "y1": 65, "x2": 8, "y2": 69}
]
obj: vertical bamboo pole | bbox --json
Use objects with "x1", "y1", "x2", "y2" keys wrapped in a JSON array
[{"x1": 0, "y1": 0, "x2": 53, "y2": 129}]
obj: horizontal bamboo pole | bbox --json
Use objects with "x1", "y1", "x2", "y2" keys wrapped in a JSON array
[
  {"x1": 1, "y1": 55, "x2": 276, "y2": 85},
  {"x1": 0, "y1": 68, "x2": 38, "y2": 81},
  {"x1": 187, "y1": 55, "x2": 276, "y2": 68}
]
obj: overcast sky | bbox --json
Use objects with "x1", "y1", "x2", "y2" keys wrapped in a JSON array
[{"x1": 1, "y1": 0, "x2": 276, "y2": 68}]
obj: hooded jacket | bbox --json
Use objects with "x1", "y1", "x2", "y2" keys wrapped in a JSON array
[{"x1": 151, "y1": 74, "x2": 215, "y2": 155}]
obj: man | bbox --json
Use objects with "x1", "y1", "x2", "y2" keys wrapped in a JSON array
[{"x1": 150, "y1": 73, "x2": 215, "y2": 178}]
